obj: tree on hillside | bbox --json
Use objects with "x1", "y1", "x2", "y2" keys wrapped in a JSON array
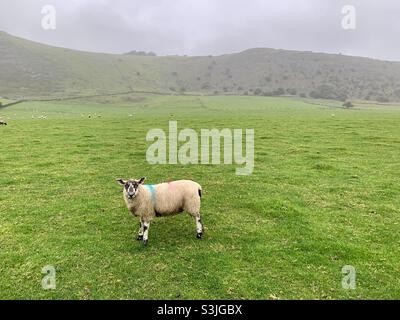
[
  {"x1": 201, "y1": 83, "x2": 211, "y2": 90},
  {"x1": 273, "y1": 88, "x2": 285, "y2": 96},
  {"x1": 254, "y1": 88, "x2": 262, "y2": 95},
  {"x1": 343, "y1": 101, "x2": 354, "y2": 108},
  {"x1": 124, "y1": 50, "x2": 156, "y2": 56}
]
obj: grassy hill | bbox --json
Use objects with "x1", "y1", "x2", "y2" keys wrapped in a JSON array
[{"x1": 1, "y1": 31, "x2": 400, "y2": 102}]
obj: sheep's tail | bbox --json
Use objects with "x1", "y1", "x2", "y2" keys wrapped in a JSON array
[{"x1": 197, "y1": 184, "x2": 202, "y2": 198}]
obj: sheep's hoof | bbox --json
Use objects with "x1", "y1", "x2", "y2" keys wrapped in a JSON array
[
  {"x1": 143, "y1": 239, "x2": 148, "y2": 246},
  {"x1": 196, "y1": 232, "x2": 202, "y2": 239},
  {"x1": 137, "y1": 235, "x2": 143, "y2": 241}
]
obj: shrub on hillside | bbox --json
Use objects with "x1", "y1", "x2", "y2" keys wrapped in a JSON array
[
  {"x1": 262, "y1": 88, "x2": 286, "y2": 96},
  {"x1": 125, "y1": 50, "x2": 156, "y2": 56},
  {"x1": 343, "y1": 101, "x2": 354, "y2": 108},
  {"x1": 273, "y1": 88, "x2": 285, "y2": 96},
  {"x1": 201, "y1": 83, "x2": 211, "y2": 90},
  {"x1": 254, "y1": 88, "x2": 262, "y2": 95}
]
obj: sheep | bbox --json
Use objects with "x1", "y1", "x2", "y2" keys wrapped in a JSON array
[
  {"x1": 116, "y1": 177, "x2": 203, "y2": 246},
  {"x1": 0, "y1": 120, "x2": 7, "y2": 125}
]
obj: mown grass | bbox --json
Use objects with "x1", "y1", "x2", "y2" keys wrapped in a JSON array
[{"x1": 0, "y1": 95, "x2": 399, "y2": 299}]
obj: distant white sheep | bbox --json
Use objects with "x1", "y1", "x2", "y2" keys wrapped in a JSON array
[
  {"x1": 116, "y1": 177, "x2": 203, "y2": 246},
  {"x1": 0, "y1": 119, "x2": 7, "y2": 125}
]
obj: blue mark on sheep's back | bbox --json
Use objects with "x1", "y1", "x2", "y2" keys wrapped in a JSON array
[{"x1": 144, "y1": 184, "x2": 156, "y2": 204}]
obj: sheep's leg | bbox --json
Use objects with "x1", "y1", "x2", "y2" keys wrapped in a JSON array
[
  {"x1": 195, "y1": 214, "x2": 203, "y2": 239},
  {"x1": 142, "y1": 220, "x2": 150, "y2": 246},
  {"x1": 137, "y1": 221, "x2": 144, "y2": 241}
]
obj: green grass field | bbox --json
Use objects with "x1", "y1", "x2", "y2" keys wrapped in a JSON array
[{"x1": 0, "y1": 95, "x2": 399, "y2": 299}]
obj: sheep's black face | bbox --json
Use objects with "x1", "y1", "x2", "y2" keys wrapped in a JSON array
[
  {"x1": 116, "y1": 177, "x2": 146, "y2": 200},
  {"x1": 125, "y1": 180, "x2": 139, "y2": 199}
]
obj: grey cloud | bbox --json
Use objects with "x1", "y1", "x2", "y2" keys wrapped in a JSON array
[{"x1": 0, "y1": 0, "x2": 399, "y2": 61}]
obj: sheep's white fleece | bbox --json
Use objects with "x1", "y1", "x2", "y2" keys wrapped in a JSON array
[{"x1": 124, "y1": 180, "x2": 202, "y2": 220}]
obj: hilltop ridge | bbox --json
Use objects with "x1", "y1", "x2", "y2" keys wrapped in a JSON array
[{"x1": 1, "y1": 31, "x2": 400, "y2": 102}]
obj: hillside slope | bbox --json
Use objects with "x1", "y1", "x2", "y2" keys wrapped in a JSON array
[{"x1": 1, "y1": 31, "x2": 400, "y2": 101}]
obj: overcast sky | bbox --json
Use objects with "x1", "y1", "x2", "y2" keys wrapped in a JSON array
[{"x1": 0, "y1": 0, "x2": 399, "y2": 61}]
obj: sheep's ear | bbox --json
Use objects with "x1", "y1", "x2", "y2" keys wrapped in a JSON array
[
  {"x1": 116, "y1": 179, "x2": 126, "y2": 185},
  {"x1": 138, "y1": 177, "x2": 146, "y2": 184}
]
